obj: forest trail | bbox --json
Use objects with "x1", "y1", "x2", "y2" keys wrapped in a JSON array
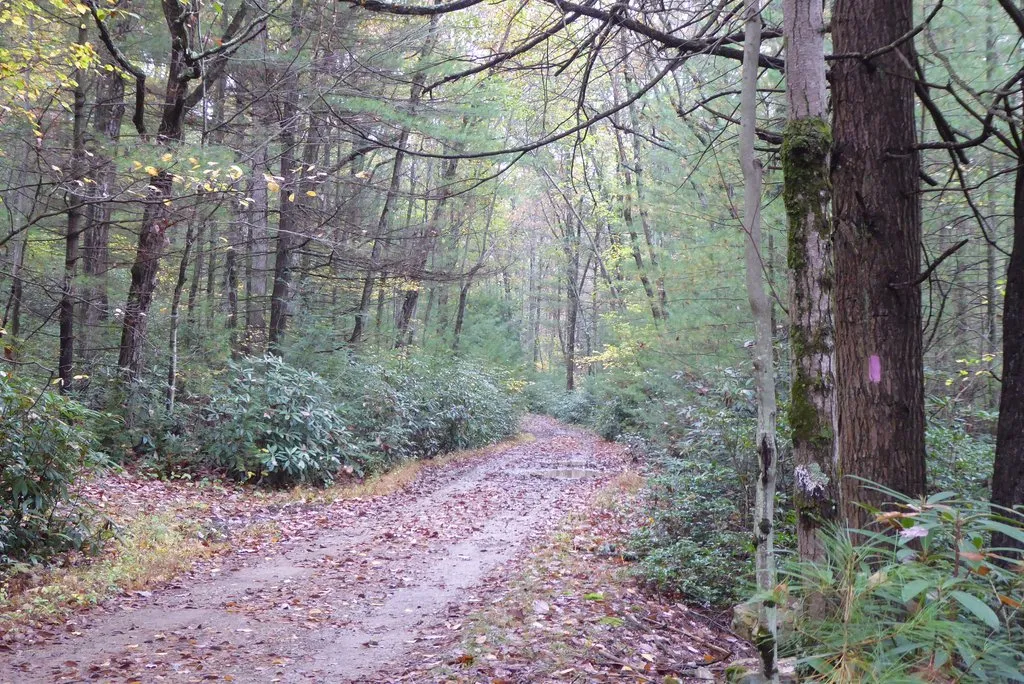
[{"x1": 0, "y1": 416, "x2": 633, "y2": 683}]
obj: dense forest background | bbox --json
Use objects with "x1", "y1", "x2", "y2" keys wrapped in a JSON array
[{"x1": 2, "y1": 0, "x2": 1023, "y2": 679}]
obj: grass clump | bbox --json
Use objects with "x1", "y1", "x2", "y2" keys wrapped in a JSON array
[
  {"x1": 781, "y1": 487, "x2": 1024, "y2": 682},
  {"x1": 0, "y1": 511, "x2": 219, "y2": 631}
]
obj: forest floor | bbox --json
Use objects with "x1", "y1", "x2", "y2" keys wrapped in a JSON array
[{"x1": 0, "y1": 416, "x2": 751, "y2": 683}]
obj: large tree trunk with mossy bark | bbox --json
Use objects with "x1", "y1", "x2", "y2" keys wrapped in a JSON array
[
  {"x1": 782, "y1": 0, "x2": 838, "y2": 565},
  {"x1": 991, "y1": 159, "x2": 1024, "y2": 558},
  {"x1": 832, "y1": 0, "x2": 926, "y2": 530}
]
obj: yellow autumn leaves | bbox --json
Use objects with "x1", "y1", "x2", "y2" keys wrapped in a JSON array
[
  {"x1": 263, "y1": 173, "x2": 318, "y2": 201},
  {"x1": 124, "y1": 157, "x2": 324, "y2": 206}
]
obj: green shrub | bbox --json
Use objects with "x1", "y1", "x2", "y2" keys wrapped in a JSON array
[
  {"x1": 521, "y1": 373, "x2": 565, "y2": 414},
  {"x1": 626, "y1": 367, "x2": 796, "y2": 607},
  {"x1": 199, "y1": 354, "x2": 521, "y2": 487},
  {"x1": 782, "y1": 487, "x2": 1024, "y2": 682},
  {"x1": 550, "y1": 388, "x2": 598, "y2": 426},
  {"x1": 0, "y1": 371, "x2": 105, "y2": 564},
  {"x1": 545, "y1": 371, "x2": 673, "y2": 441},
  {"x1": 926, "y1": 421, "x2": 994, "y2": 500},
  {"x1": 337, "y1": 357, "x2": 419, "y2": 463},
  {"x1": 407, "y1": 359, "x2": 520, "y2": 455},
  {"x1": 590, "y1": 382, "x2": 651, "y2": 441},
  {"x1": 630, "y1": 457, "x2": 752, "y2": 606},
  {"x1": 202, "y1": 355, "x2": 361, "y2": 486},
  {"x1": 356, "y1": 355, "x2": 520, "y2": 459}
]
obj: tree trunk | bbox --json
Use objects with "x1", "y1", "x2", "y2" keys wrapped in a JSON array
[
  {"x1": 186, "y1": 217, "x2": 204, "y2": 324},
  {"x1": 244, "y1": 144, "x2": 270, "y2": 353},
  {"x1": 351, "y1": 16, "x2": 439, "y2": 345},
  {"x1": 118, "y1": 0, "x2": 195, "y2": 379},
  {"x1": 782, "y1": 0, "x2": 838, "y2": 565},
  {"x1": 992, "y1": 159, "x2": 1024, "y2": 557},
  {"x1": 618, "y1": 144, "x2": 661, "y2": 323},
  {"x1": 623, "y1": 55, "x2": 667, "y2": 318},
  {"x1": 118, "y1": 172, "x2": 175, "y2": 377},
  {"x1": 351, "y1": 147, "x2": 403, "y2": 345},
  {"x1": 533, "y1": 256, "x2": 543, "y2": 366},
  {"x1": 166, "y1": 220, "x2": 197, "y2": 411},
  {"x1": 452, "y1": 282, "x2": 471, "y2": 351},
  {"x1": 2, "y1": 163, "x2": 34, "y2": 360},
  {"x1": 117, "y1": 0, "x2": 253, "y2": 376},
  {"x1": 395, "y1": 155, "x2": 460, "y2": 347},
  {"x1": 268, "y1": 134, "x2": 297, "y2": 352},
  {"x1": 79, "y1": 42, "x2": 126, "y2": 361},
  {"x1": 269, "y1": 123, "x2": 322, "y2": 351},
  {"x1": 740, "y1": 2, "x2": 778, "y2": 678},
  {"x1": 59, "y1": 23, "x2": 88, "y2": 392},
  {"x1": 984, "y1": 2, "x2": 999, "y2": 409},
  {"x1": 563, "y1": 220, "x2": 581, "y2": 391},
  {"x1": 833, "y1": 0, "x2": 926, "y2": 529},
  {"x1": 204, "y1": 220, "x2": 218, "y2": 325},
  {"x1": 268, "y1": 2, "x2": 305, "y2": 353},
  {"x1": 225, "y1": 244, "x2": 238, "y2": 349},
  {"x1": 611, "y1": 62, "x2": 661, "y2": 323}
]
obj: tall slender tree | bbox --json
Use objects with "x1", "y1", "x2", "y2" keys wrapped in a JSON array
[
  {"x1": 782, "y1": 0, "x2": 838, "y2": 562},
  {"x1": 59, "y1": 22, "x2": 89, "y2": 393},
  {"x1": 740, "y1": 0, "x2": 778, "y2": 678}
]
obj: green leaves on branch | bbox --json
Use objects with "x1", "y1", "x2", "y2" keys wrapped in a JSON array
[
  {"x1": 201, "y1": 355, "x2": 361, "y2": 487},
  {"x1": 200, "y1": 354, "x2": 521, "y2": 488},
  {"x1": 782, "y1": 491, "x2": 1024, "y2": 682},
  {"x1": 0, "y1": 371, "x2": 106, "y2": 565}
]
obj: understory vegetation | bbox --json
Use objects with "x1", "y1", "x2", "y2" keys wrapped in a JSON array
[
  {"x1": 532, "y1": 367, "x2": 1001, "y2": 614},
  {"x1": 3, "y1": 0, "x2": 1024, "y2": 679},
  {"x1": 781, "y1": 491, "x2": 1024, "y2": 682},
  {"x1": 0, "y1": 352, "x2": 521, "y2": 567},
  {"x1": 0, "y1": 371, "x2": 107, "y2": 564},
  {"x1": 525, "y1": 365, "x2": 1024, "y2": 679}
]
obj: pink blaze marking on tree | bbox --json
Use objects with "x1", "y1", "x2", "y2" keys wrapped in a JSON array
[{"x1": 869, "y1": 355, "x2": 882, "y2": 384}]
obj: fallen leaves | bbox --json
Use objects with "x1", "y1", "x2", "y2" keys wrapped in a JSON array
[
  {"x1": 0, "y1": 416, "x2": 726, "y2": 683},
  {"x1": 384, "y1": 449, "x2": 751, "y2": 683}
]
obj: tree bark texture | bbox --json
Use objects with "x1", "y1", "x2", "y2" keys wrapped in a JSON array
[
  {"x1": 166, "y1": 220, "x2": 197, "y2": 411},
  {"x1": 741, "y1": 1, "x2": 777, "y2": 678},
  {"x1": 268, "y1": 1, "x2": 306, "y2": 352},
  {"x1": 79, "y1": 48, "x2": 126, "y2": 360},
  {"x1": 351, "y1": 14, "x2": 439, "y2": 345},
  {"x1": 563, "y1": 220, "x2": 582, "y2": 391},
  {"x1": 395, "y1": 155, "x2": 459, "y2": 347},
  {"x1": 832, "y1": 0, "x2": 927, "y2": 530},
  {"x1": 782, "y1": 0, "x2": 839, "y2": 564},
  {"x1": 117, "y1": 0, "x2": 252, "y2": 378},
  {"x1": 60, "y1": 23, "x2": 89, "y2": 392},
  {"x1": 118, "y1": 0, "x2": 194, "y2": 378},
  {"x1": 244, "y1": 144, "x2": 270, "y2": 352},
  {"x1": 992, "y1": 159, "x2": 1024, "y2": 556}
]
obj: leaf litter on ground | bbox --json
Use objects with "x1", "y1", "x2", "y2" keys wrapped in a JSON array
[{"x1": 0, "y1": 416, "x2": 751, "y2": 683}]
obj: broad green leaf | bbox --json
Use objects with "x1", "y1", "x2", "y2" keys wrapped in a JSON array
[
  {"x1": 925, "y1": 491, "x2": 957, "y2": 504},
  {"x1": 950, "y1": 590, "x2": 1000, "y2": 631},
  {"x1": 981, "y1": 521, "x2": 1024, "y2": 546},
  {"x1": 901, "y1": 579, "x2": 931, "y2": 604}
]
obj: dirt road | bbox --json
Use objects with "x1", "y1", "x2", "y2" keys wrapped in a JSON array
[{"x1": 0, "y1": 416, "x2": 628, "y2": 683}]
